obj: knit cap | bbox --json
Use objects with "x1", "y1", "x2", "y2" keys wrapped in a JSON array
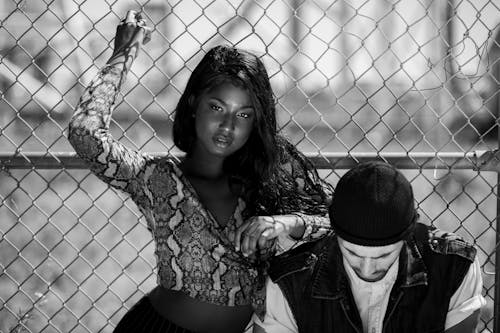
[{"x1": 329, "y1": 161, "x2": 416, "y2": 246}]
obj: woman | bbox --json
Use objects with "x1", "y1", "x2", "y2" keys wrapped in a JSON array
[{"x1": 68, "y1": 10, "x2": 332, "y2": 333}]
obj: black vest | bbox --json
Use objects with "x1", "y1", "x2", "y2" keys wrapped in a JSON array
[{"x1": 268, "y1": 223, "x2": 476, "y2": 333}]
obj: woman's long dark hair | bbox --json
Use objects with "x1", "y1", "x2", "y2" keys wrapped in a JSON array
[{"x1": 173, "y1": 45, "x2": 332, "y2": 217}]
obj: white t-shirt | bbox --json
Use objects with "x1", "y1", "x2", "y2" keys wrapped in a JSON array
[
  {"x1": 253, "y1": 255, "x2": 485, "y2": 333},
  {"x1": 343, "y1": 255, "x2": 399, "y2": 333}
]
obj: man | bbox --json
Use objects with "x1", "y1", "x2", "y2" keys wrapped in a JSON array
[{"x1": 253, "y1": 161, "x2": 485, "y2": 333}]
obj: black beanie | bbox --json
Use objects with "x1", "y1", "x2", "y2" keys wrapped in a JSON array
[{"x1": 330, "y1": 161, "x2": 416, "y2": 246}]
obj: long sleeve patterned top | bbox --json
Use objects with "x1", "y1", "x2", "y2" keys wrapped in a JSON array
[{"x1": 68, "y1": 62, "x2": 331, "y2": 308}]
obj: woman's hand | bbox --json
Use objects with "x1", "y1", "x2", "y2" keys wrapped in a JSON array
[
  {"x1": 107, "y1": 10, "x2": 152, "y2": 65},
  {"x1": 234, "y1": 215, "x2": 305, "y2": 257}
]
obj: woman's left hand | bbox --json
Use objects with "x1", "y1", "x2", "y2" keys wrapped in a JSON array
[{"x1": 234, "y1": 215, "x2": 305, "y2": 257}]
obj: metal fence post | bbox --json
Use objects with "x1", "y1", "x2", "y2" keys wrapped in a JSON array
[
  {"x1": 495, "y1": 62, "x2": 500, "y2": 333},
  {"x1": 496, "y1": 199, "x2": 500, "y2": 331}
]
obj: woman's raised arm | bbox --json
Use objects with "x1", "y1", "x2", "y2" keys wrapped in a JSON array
[{"x1": 68, "y1": 10, "x2": 153, "y2": 193}]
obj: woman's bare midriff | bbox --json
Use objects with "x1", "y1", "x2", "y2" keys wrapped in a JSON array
[{"x1": 147, "y1": 286, "x2": 253, "y2": 333}]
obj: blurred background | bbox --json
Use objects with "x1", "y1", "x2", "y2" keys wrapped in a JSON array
[{"x1": 0, "y1": 0, "x2": 499, "y2": 331}]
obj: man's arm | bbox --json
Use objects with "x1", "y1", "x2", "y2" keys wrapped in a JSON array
[
  {"x1": 444, "y1": 256, "x2": 485, "y2": 333},
  {"x1": 444, "y1": 310, "x2": 480, "y2": 333}
]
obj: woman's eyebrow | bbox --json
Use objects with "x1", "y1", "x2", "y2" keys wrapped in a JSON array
[{"x1": 209, "y1": 97, "x2": 254, "y2": 110}]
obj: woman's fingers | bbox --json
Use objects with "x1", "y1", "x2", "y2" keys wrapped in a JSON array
[
  {"x1": 121, "y1": 10, "x2": 149, "y2": 30},
  {"x1": 258, "y1": 228, "x2": 275, "y2": 249},
  {"x1": 116, "y1": 10, "x2": 152, "y2": 48},
  {"x1": 234, "y1": 220, "x2": 251, "y2": 252},
  {"x1": 142, "y1": 26, "x2": 152, "y2": 44},
  {"x1": 239, "y1": 220, "x2": 263, "y2": 255},
  {"x1": 240, "y1": 231, "x2": 258, "y2": 256},
  {"x1": 136, "y1": 12, "x2": 146, "y2": 26},
  {"x1": 238, "y1": 217, "x2": 279, "y2": 256},
  {"x1": 131, "y1": 12, "x2": 151, "y2": 44},
  {"x1": 107, "y1": 10, "x2": 151, "y2": 63},
  {"x1": 124, "y1": 10, "x2": 137, "y2": 24}
]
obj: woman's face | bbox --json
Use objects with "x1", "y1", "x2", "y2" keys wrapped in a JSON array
[{"x1": 192, "y1": 82, "x2": 255, "y2": 160}]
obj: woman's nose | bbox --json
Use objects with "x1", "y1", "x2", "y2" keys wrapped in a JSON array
[{"x1": 219, "y1": 112, "x2": 235, "y2": 131}]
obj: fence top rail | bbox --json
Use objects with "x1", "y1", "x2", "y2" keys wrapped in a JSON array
[{"x1": 0, "y1": 151, "x2": 493, "y2": 170}]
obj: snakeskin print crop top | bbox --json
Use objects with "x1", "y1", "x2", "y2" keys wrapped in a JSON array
[{"x1": 68, "y1": 64, "x2": 330, "y2": 307}]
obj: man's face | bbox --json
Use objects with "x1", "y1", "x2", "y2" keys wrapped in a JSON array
[{"x1": 338, "y1": 238, "x2": 404, "y2": 282}]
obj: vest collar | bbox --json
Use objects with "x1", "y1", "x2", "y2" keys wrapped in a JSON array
[{"x1": 310, "y1": 235, "x2": 428, "y2": 299}]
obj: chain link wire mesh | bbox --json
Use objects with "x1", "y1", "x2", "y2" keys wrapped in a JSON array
[{"x1": 0, "y1": 0, "x2": 499, "y2": 331}]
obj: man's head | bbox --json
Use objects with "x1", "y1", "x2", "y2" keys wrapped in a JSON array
[
  {"x1": 337, "y1": 238, "x2": 403, "y2": 282},
  {"x1": 329, "y1": 161, "x2": 417, "y2": 282}
]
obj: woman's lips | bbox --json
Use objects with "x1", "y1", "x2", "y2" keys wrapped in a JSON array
[{"x1": 213, "y1": 134, "x2": 233, "y2": 147}]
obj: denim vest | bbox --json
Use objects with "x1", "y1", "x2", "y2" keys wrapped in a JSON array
[{"x1": 268, "y1": 223, "x2": 476, "y2": 333}]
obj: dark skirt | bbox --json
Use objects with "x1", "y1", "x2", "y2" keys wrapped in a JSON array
[{"x1": 113, "y1": 296, "x2": 196, "y2": 333}]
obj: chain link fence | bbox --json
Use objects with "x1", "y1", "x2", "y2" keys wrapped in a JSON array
[{"x1": 0, "y1": 0, "x2": 499, "y2": 332}]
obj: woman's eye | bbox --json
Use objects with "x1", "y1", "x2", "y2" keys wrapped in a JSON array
[
  {"x1": 238, "y1": 112, "x2": 250, "y2": 119},
  {"x1": 210, "y1": 104, "x2": 223, "y2": 112}
]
